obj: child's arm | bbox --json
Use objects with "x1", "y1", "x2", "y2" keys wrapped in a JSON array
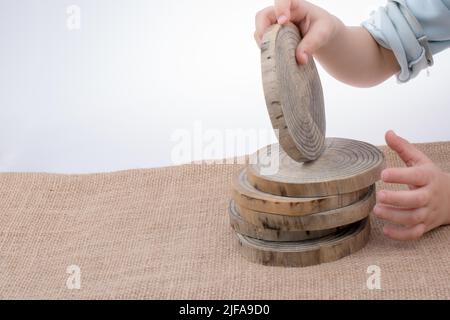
[
  {"x1": 255, "y1": 0, "x2": 450, "y2": 240},
  {"x1": 255, "y1": 0, "x2": 400, "y2": 87}
]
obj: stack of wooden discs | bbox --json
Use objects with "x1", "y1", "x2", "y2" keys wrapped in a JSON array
[
  {"x1": 228, "y1": 23, "x2": 385, "y2": 267},
  {"x1": 229, "y1": 139, "x2": 385, "y2": 267}
]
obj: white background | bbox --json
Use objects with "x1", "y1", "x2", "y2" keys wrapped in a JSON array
[{"x1": 1, "y1": 0, "x2": 449, "y2": 173}]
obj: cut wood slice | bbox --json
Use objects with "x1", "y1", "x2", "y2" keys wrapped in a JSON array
[
  {"x1": 228, "y1": 201, "x2": 338, "y2": 241},
  {"x1": 261, "y1": 23, "x2": 326, "y2": 162},
  {"x1": 248, "y1": 138, "x2": 385, "y2": 197},
  {"x1": 232, "y1": 168, "x2": 369, "y2": 216},
  {"x1": 236, "y1": 185, "x2": 375, "y2": 231},
  {"x1": 235, "y1": 218, "x2": 370, "y2": 267}
]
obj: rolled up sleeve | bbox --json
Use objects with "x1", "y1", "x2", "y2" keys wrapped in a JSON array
[{"x1": 362, "y1": 0, "x2": 450, "y2": 83}]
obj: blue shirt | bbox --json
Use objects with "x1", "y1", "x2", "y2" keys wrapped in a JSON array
[{"x1": 362, "y1": 0, "x2": 450, "y2": 82}]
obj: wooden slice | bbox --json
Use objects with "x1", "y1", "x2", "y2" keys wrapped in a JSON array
[
  {"x1": 228, "y1": 201, "x2": 337, "y2": 241},
  {"x1": 248, "y1": 138, "x2": 385, "y2": 197},
  {"x1": 232, "y1": 168, "x2": 369, "y2": 216},
  {"x1": 236, "y1": 185, "x2": 375, "y2": 231},
  {"x1": 261, "y1": 23, "x2": 326, "y2": 162},
  {"x1": 235, "y1": 218, "x2": 370, "y2": 267}
]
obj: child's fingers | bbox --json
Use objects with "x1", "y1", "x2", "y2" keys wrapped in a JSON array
[
  {"x1": 295, "y1": 47, "x2": 310, "y2": 65},
  {"x1": 275, "y1": 0, "x2": 310, "y2": 24},
  {"x1": 295, "y1": 31, "x2": 323, "y2": 64},
  {"x1": 254, "y1": 31, "x2": 259, "y2": 45},
  {"x1": 377, "y1": 189, "x2": 430, "y2": 209},
  {"x1": 274, "y1": 0, "x2": 292, "y2": 23},
  {"x1": 373, "y1": 205, "x2": 427, "y2": 226},
  {"x1": 255, "y1": 6, "x2": 277, "y2": 45},
  {"x1": 381, "y1": 167, "x2": 430, "y2": 187},
  {"x1": 383, "y1": 223, "x2": 426, "y2": 241},
  {"x1": 385, "y1": 130, "x2": 432, "y2": 167},
  {"x1": 295, "y1": 20, "x2": 334, "y2": 65}
]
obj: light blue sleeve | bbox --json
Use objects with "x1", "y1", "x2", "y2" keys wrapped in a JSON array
[{"x1": 362, "y1": 0, "x2": 450, "y2": 83}]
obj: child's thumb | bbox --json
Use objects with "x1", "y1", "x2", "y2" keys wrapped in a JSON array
[{"x1": 275, "y1": 0, "x2": 292, "y2": 24}]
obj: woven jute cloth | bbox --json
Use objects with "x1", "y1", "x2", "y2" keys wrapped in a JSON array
[{"x1": 1, "y1": 142, "x2": 450, "y2": 299}]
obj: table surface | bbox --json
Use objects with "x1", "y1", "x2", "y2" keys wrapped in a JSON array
[{"x1": 0, "y1": 141, "x2": 449, "y2": 299}]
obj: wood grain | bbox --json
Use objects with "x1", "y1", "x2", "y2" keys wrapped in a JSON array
[
  {"x1": 235, "y1": 218, "x2": 370, "y2": 267},
  {"x1": 236, "y1": 185, "x2": 375, "y2": 231},
  {"x1": 261, "y1": 23, "x2": 326, "y2": 162},
  {"x1": 248, "y1": 138, "x2": 385, "y2": 197},
  {"x1": 228, "y1": 200, "x2": 337, "y2": 241},
  {"x1": 232, "y1": 168, "x2": 369, "y2": 216}
]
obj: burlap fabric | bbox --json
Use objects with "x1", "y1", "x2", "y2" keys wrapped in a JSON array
[{"x1": 0, "y1": 142, "x2": 449, "y2": 299}]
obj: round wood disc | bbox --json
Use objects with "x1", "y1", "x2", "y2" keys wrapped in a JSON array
[
  {"x1": 248, "y1": 138, "x2": 385, "y2": 197},
  {"x1": 235, "y1": 218, "x2": 370, "y2": 267},
  {"x1": 261, "y1": 23, "x2": 326, "y2": 162},
  {"x1": 232, "y1": 168, "x2": 369, "y2": 216},
  {"x1": 228, "y1": 201, "x2": 337, "y2": 242},
  {"x1": 236, "y1": 185, "x2": 375, "y2": 231}
]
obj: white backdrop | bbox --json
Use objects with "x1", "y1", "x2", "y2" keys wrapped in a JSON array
[{"x1": 1, "y1": 0, "x2": 449, "y2": 173}]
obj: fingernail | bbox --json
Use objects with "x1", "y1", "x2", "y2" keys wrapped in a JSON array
[
  {"x1": 302, "y1": 52, "x2": 309, "y2": 64},
  {"x1": 377, "y1": 191, "x2": 386, "y2": 202},
  {"x1": 373, "y1": 205, "x2": 380, "y2": 215},
  {"x1": 381, "y1": 170, "x2": 388, "y2": 181},
  {"x1": 297, "y1": 51, "x2": 308, "y2": 65},
  {"x1": 277, "y1": 15, "x2": 288, "y2": 24}
]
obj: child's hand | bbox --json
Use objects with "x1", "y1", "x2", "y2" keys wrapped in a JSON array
[
  {"x1": 374, "y1": 130, "x2": 450, "y2": 241},
  {"x1": 254, "y1": 0, "x2": 399, "y2": 86},
  {"x1": 254, "y1": 0, "x2": 339, "y2": 65}
]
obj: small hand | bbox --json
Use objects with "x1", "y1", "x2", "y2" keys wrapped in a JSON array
[
  {"x1": 254, "y1": 0, "x2": 339, "y2": 65},
  {"x1": 374, "y1": 130, "x2": 450, "y2": 241}
]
